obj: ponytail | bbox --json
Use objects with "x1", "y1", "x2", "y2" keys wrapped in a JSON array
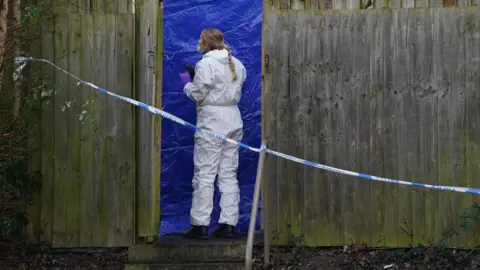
[{"x1": 223, "y1": 44, "x2": 238, "y2": 81}]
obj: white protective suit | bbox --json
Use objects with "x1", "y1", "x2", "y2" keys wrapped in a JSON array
[{"x1": 183, "y1": 49, "x2": 247, "y2": 227}]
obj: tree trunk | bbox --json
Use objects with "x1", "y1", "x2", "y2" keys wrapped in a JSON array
[
  {"x1": 0, "y1": 0, "x2": 10, "y2": 82},
  {"x1": 11, "y1": 0, "x2": 21, "y2": 118}
]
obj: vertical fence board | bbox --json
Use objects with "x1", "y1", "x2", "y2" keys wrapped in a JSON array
[
  {"x1": 105, "y1": 13, "x2": 118, "y2": 246},
  {"x1": 392, "y1": 9, "x2": 413, "y2": 247},
  {"x1": 375, "y1": 0, "x2": 386, "y2": 8},
  {"x1": 291, "y1": 0, "x2": 305, "y2": 9},
  {"x1": 316, "y1": 12, "x2": 334, "y2": 245},
  {"x1": 78, "y1": 0, "x2": 88, "y2": 14},
  {"x1": 52, "y1": 13, "x2": 69, "y2": 247},
  {"x1": 407, "y1": 9, "x2": 420, "y2": 246},
  {"x1": 135, "y1": 0, "x2": 152, "y2": 238},
  {"x1": 409, "y1": 8, "x2": 433, "y2": 246},
  {"x1": 285, "y1": 11, "x2": 305, "y2": 240},
  {"x1": 328, "y1": 12, "x2": 345, "y2": 246},
  {"x1": 382, "y1": 9, "x2": 399, "y2": 246},
  {"x1": 280, "y1": 0, "x2": 290, "y2": 9},
  {"x1": 92, "y1": 0, "x2": 106, "y2": 13},
  {"x1": 262, "y1": 0, "x2": 269, "y2": 236},
  {"x1": 305, "y1": 0, "x2": 319, "y2": 9},
  {"x1": 305, "y1": 0, "x2": 324, "y2": 10},
  {"x1": 65, "y1": 12, "x2": 82, "y2": 247},
  {"x1": 369, "y1": 10, "x2": 386, "y2": 247},
  {"x1": 404, "y1": 10, "x2": 420, "y2": 248},
  {"x1": 40, "y1": 16, "x2": 56, "y2": 246},
  {"x1": 287, "y1": 14, "x2": 306, "y2": 241},
  {"x1": 361, "y1": 12, "x2": 382, "y2": 245},
  {"x1": 436, "y1": 8, "x2": 453, "y2": 247},
  {"x1": 79, "y1": 13, "x2": 95, "y2": 247},
  {"x1": 91, "y1": 12, "x2": 109, "y2": 247},
  {"x1": 319, "y1": 12, "x2": 335, "y2": 245},
  {"x1": 447, "y1": 9, "x2": 466, "y2": 247},
  {"x1": 271, "y1": 0, "x2": 279, "y2": 9},
  {"x1": 425, "y1": 9, "x2": 440, "y2": 245},
  {"x1": 261, "y1": 2, "x2": 268, "y2": 236},
  {"x1": 354, "y1": 10, "x2": 374, "y2": 246},
  {"x1": 115, "y1": 13, "x2": 136, "y2": 246},
  {"x1": 431, "y1": 0, "x2": 444, "y2": 7},
  {"x1": 323, "y1": 0, "x2": 333, "y2": 8},
  {"x1": 127, "y1": 0, "x2": 135, "y2": 13},
  {"x1": 389, "y1": 0, "x2": 402, "y2": 8},
  {"x1": 333, "y1": 0, "x2": 345, "y2": 8},
  {"x1": 446, "y1": 8, "x2": 464, "y2": 247},
  {"x1": 135, "y1": 0, "x2": 160, "y2": 238},
  {"x1": 464, "y1": 8, "x2": 479, "y2": 247},
  {"x1": 415, "y1": 0, "x2": 429, "y2": 7},
  {"x1": 457, "y1": 0, "x2": 469, "y2": 7},
  {"x1": 314, "y1": 10, "x2": 336, "y2": 245},
  {"x1": 341, "y1": 12, "x2": 357, "y2": 246},
  {"x1": 302, "y1": 13, "x2": 319, "y2": 245},
  {"x1": 154, "y1": 4, "x2": 164, "y2": 239},
  {"x1": 346, "y1": 0, "x2": 360, "y2": 8},
  {"x1": 263, "y1": 11, "x2": 278, "y2": 244},
  {"x1": 118, "y1": 0, "x2": 129, "y2": 13},
  {"x1": 266, "y1": 11, "x2": 282, "y2": 245},
  {"x1": 106, "y1": 0, "x2": 116, "y2": 13},
  {"x1": 273, "y1": 13, "x2": 292, "y2": 244},
  {"x1": 403, "y1": 0, "x2": 415, "y2": 7}
]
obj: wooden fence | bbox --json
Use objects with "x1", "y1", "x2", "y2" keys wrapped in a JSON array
[
  {"x1": 263, "y1": 7, "x2": 480, "y2": 247},
  {"x1": 25, "y1": 0, "x2": 162, "y2": 248},
  {"x1": 18, "y1": 0, "x2": 480, "y2": 248},
  {"x1": 268, "y1": 0, "x2": 480, "y2": 9}
]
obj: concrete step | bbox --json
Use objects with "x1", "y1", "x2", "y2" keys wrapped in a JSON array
[
  {"x1": 128, "y1": 235, "x2": 249, "y2": 264},
  {"x1": 125, "y1": 262, "x2": 244, "y2": 270}
]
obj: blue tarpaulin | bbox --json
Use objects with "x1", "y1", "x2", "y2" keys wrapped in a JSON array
[{"x1": 160, "y1": 0, "x2": 263, "y2": 235}]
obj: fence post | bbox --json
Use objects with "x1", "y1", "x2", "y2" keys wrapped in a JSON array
[
  {"x1": 245, "y1": 140, "x2": 267, "y2": 270},
  {"x1": 262, "y1": 140, "x2": 270, "y2": 267}
]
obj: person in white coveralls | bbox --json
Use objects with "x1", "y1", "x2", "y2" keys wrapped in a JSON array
[{"x1": 179, "y1": 28, "x2": 247, "y2": 239}]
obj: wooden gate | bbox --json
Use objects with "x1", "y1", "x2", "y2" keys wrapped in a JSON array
[{"x1": 27, "y1": 0, "x2": 162, "y2": 248}]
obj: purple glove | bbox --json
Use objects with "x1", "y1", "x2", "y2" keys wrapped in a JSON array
[{"x1": 179, "y1": 71, "x2": 192, "y2": 86}]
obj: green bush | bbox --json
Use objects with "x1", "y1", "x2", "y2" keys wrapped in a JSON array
[{"x1": 0, "y1": 0, "x2": 51, "y2": 242}]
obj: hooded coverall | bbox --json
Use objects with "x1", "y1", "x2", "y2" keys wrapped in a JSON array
[{"x1": 183, "y1": 49, "x2": 247, "y2": 227}]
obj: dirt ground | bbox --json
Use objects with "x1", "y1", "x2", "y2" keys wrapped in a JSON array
[
  {"x1": 1, "y1": 243, "x2": 479, "y2": 269},
  {"x1": 254, "y1": 246, "x2": 480, "y2": 269},
  {"x1": 0, "y1": 243, "x2": 126, "y2": 270}
]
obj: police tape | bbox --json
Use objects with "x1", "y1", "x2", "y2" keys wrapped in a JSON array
[{"x1": 15, "y1": 57, "x2": 480, "y2": 196}]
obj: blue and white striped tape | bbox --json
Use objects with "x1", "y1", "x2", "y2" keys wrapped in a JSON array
[{"x1": 15, "y1": 56, "x2": 480, "y2": 196}]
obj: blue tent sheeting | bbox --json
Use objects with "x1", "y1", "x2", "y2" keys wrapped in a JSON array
[{"x1": 160, "y1": 0, "x2": 263, "y2": 235}]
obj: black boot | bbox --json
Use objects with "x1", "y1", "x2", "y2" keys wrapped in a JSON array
[
  {"x1": 211, "y1": 224, "x2": 236, "y2": 238},
  {"x1": 183, "y1": 225, "x2": 208, "y2": 239}
]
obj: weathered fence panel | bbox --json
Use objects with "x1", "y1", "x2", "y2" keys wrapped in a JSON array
[
  {"x1": 263, "y1": 8, "x2": 480, "y2": 247},
  {"x1": 134, "y1": 0, "x2": 162, "y2": 241},
  {"x1": 268, "y1": 0, "x2": 479, "y2": 9},
  {"x1": 36, "y1": 10, "x2": 136, "y2": 248}
]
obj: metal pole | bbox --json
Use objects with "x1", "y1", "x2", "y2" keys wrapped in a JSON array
[{"x1": 245, "y1": 140, "x2": 267, "y2": 270}]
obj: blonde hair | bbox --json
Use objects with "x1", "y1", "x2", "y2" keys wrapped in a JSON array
[{"x1": 200, "y1": 28, "x2": 238, "y2": 81}]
